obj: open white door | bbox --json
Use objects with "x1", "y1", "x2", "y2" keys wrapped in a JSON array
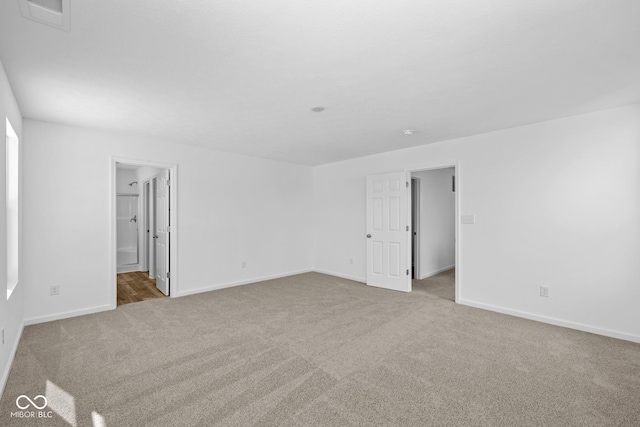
[
  {"x1": 154, "y1": 170, "x2": 170, "y2": 296},
  {"x1": 366, "y1": 171, "x2": 412, "y2": 292},
  {"x1": 148, "y1": 179, "x2": 156, "y2": 279}
]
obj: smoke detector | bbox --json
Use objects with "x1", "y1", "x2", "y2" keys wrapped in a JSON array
[
  {"x1": 20, "y1": 0, "x2": 70, "y2": 32},
  {"x1": 402, "y1": 129, "x2": 414, "y2": 136}
]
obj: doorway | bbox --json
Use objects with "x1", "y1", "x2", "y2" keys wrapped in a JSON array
[
  {"x1": 112, "y1": 159, "x2": 177, "y2": 307},
  {"x1": 364, "y1": 164, "x2": 459, "y2": 301},
  {"x1": 411, "y1": 167, "x2": 456, "y2": 302}
]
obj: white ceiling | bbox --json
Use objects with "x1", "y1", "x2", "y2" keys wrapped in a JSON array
[{"x1": 1, "y1": 0, "x2": 639, "y2": 166}]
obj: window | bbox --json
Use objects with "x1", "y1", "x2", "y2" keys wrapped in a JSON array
[{"x1": 6, "y1": 118, "x2": 18, "y2": 299}]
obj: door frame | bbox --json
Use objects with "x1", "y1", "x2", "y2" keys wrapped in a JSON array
[
  {"x1": 110, "y1": 157, "x2": 178, "y2": 308},
  {"x1": 145, "y1": 177, "x2": 157, "y2": 280},
  {"x1": 408, "y1": 162, "x2": 459, "y2": 303},
  {"x1": 140, "y1": 180, "x2": 150, "y2": 272},
  {"x1": 411, "y1": 176, "x2": 420, "y2": 280},
  {"x1": 140, "y1": 178, "x2": 156, "y2": 277}
]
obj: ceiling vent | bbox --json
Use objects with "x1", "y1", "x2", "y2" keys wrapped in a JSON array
[{"x1": 19, "y1": 0, "x2": 70, "y2": 32}]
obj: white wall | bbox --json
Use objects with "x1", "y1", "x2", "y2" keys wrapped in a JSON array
[
  {"x1": 413, "y1": 168, "x2": 455, "y2": 278},
  {"x1": 23, "y1": 120, "x2": 313, "y2": 322},
  {"x1": 313, "y1": 104, "x2": 640, "y2": 342},
  {"x1": 0, "y1": 59, "x2": 23, "y2": 397}
]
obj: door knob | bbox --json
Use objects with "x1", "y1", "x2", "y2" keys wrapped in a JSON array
[{"x1": 366, "y1": 234, "x2": 371, "y2": 238}]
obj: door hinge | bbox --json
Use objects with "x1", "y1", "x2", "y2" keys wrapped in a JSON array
[
  {"x1": 166, "y1": 272, "x2": 170, "y2": 279},
  {"x1": 167, "y1": 225, "x2": 171, "y2": 232},
  {"x1": 406, "y1": 269, "x2": 409, "y2": 276},
  {"x1": 167, "y1": 179, "x2": 171, "y2": 187},
  {"x1": 406, "y1": 181, "x2": 409, "y2": 188},
  {"x1": 406, "y1": 225, "x2": 409, "y2": 231}
]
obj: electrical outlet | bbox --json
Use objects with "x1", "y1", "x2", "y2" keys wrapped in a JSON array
[
  {"x1": 241, "y1": 261, "x2": 246, "y2": 269},
  {"x1": 540, "y1": 286, "x2": 549, "y2": 297},
  {"x1": 349, "y1": 258, "x2": 353, "y2": 265},
  {"x1": 50, "y1": 285, "x2": 60, "y2": 296}
]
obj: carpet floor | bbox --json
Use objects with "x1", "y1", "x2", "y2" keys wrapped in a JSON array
[{"x1": 1, "y1": 271, "x2": 639, "y2": 426}]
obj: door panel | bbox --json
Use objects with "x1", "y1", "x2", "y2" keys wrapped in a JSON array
[
  {"x1": 389, "y1": 242, "x2": 400, "y2": 277},
  {"x1": 366, "y1": 172, "x2": 411, "y2": 292},
  {"x1": 373, "y1": 241, "x2": 383, "y2": 274},
  {"x1": 389, "y1": 197, "x2": 400, "y2": 230}
]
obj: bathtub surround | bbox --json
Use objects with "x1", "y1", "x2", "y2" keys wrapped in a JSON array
[
  {"x1": 115, "y1": 168, "x2": 138, "y2": 195},
  {"x1": 116, "y1": 167, "x2": 143, "y2": 273},
  {"x1": 116, "y1": 194, "x2": 140, "y2": 272}
]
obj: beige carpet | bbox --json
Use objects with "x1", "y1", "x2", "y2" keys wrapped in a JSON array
[{"x1": 1, "y1": 271, "x2": 639, "y2": 426}]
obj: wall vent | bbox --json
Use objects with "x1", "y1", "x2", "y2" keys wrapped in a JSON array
[{"x1": 19, "y1": 0, "x2": 70, "y2": 31}]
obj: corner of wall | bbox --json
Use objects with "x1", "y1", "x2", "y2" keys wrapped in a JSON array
[{"x1": 0, "y1": 56, "x2": 25, "y2": 400}]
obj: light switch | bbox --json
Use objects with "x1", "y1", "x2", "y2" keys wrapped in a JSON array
[{"x1": 461, "y1": 214, "x2": 475, "y2": 224}]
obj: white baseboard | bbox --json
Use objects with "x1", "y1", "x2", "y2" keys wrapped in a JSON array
[
  {"x1": 312, "y1": 269, "x2": 365, "y2": 284},
  {"x1": 459, "y1": 298, "x2": 640, "y2": 344},
  {"x1": 24, "y1": 304, "x2": 114, "y2": 326},
  {"x1": 0, "y1": 320, "x2": 24, "y2": 400},
  {"x1": 419, "y1": 264, "x2": 455, "y2": 280},
  {"x1": 174, "y1": 269, "x2": 314, "y2": 297},
  {"x1": 176, "y1": 269, "x2": 367, "y2": 298},
  {"x1": 117, "y1": 264, "x2": 140, "y2": 274}
]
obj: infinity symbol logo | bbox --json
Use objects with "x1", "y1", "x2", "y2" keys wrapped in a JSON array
[{"x1": 16, "y1": 395, "x2": 48, "y2": 410}]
